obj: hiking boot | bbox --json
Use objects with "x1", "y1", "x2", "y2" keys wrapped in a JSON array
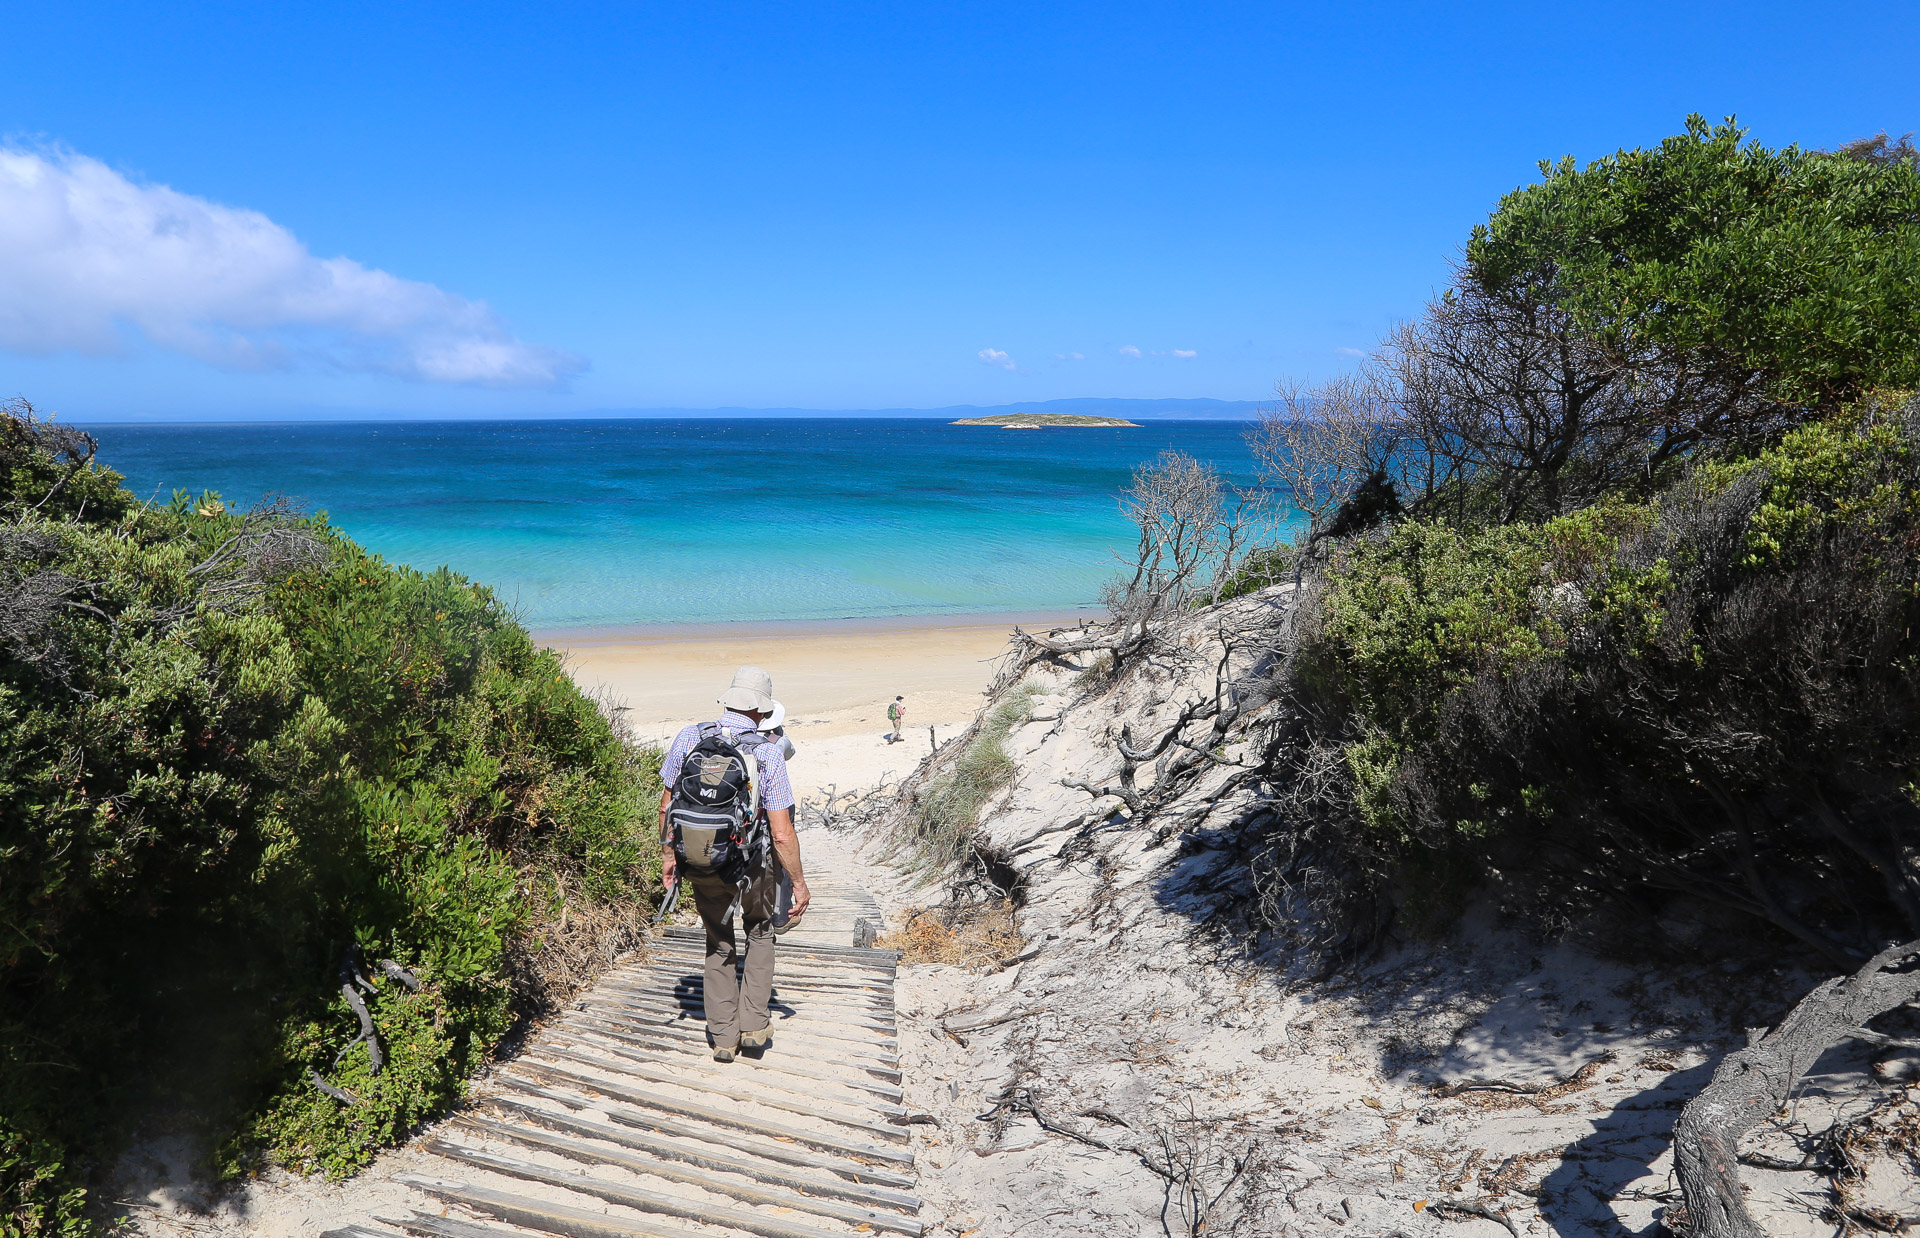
[
  {"x1": 713, "y1": 1045, "x2": 736, "y2": 1063},
  {"x1": 740, "y1": 1027, "x2": 772, "y2": 1050},
  {"x1": 772, "y1": 910, "x2": 800, "y2": 936}
]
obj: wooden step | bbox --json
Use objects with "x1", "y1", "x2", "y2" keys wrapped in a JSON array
[
  {"x1": 529, "y1": 1043, "x2": 912, "y2": 1138},
  {"x1": 637, "y1": 940, "x2": 890, "y2": 971},
  {"x1": 480, "y1": 1095, "x2": 920, "y2": 1211},
  {"x1": 655, "y1": 926, "x2": 899, "y2": 966},
  {"x1": 505, "y1": 1061, "x2": 916, "y2": 1165},
  {"x1": 421, "y1": 1142, "x2": 858, "y2": 1238},
  {"x1": 558, "y1": 1015, "x2": 904, "y2": 1093},
  {"x1": 611, "y1": 968, "x2": 898, "y2": 1005},
  {"x1": 548, "y1": 1028, "x2": 907, "y2": 1110},
  {"x1": 450, "y1": 1114, "x2": 921, "y2": 1235},
  {"x1": 567, "y1": 1003, "x2": 901, "y2": 1066},
  {"x1": 575, "y1": 992, "x2": 897, "y2": 1040},
  {"x1": 395, "y1": 1174, "x2": 737, "y2": 1238},
  {"x1": 597, "y1": 978, "x2": 898, "y2": 1026},
  {"x1": 493, "y1": 1076, "x2": 916, "y2": 1190}
]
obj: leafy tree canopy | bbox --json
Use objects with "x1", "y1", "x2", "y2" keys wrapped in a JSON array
[{"x1": 1466, "y1": 114, "x2": 1920, "y2": 413}]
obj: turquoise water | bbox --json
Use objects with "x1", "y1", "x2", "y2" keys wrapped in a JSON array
[{"x1": 88, "y1": 419, "x2": 1273, "y2": 628}]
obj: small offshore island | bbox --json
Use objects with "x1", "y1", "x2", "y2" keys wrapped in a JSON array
[{"x1": 949, "y1": 411, "x2": 1140, "y2": 427}]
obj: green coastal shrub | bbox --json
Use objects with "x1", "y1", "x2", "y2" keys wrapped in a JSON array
[
  {"x1": 0, "y1": 401, "x2": 660, "y2": 1235},
  {"x1": 1286, "y1": 400, "x2": 1920, "y2": 959}
]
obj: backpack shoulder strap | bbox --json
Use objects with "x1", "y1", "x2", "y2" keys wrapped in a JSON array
[{"x1": 731, "y1": 729, "x2": 770, "y2": 820}]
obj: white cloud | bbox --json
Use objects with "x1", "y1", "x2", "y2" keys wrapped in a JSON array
[
  {"x1": 1054, "y1": 351, "x2": 1086, "y2": 361},
  {"x1": 1337, "y1": 346, "x2": 1367, "y2": 358},
  {"x1": 0, "y1": 146, "x2": 582, "y2": 387},
  {"x1": 977, "y1": 347, "x2": 1018, "y2": 370},
  {"x1": 1118, "y1": 344, "x2": 1142, "y2": 358},
  {"x1": 1171, "y1": 348, "x2": 1197, "y2": 358}
]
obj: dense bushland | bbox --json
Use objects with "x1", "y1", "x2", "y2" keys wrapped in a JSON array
[
  {"x1": 1244, "y1": 119, "x2": 1920, "y2": 962},
  {"x1": 0, "y1": 402, "x2": 660, "y2": 1235}
]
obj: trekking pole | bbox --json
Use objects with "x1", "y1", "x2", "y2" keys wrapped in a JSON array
[{"x1": 654, "y1": 873, "x2": 681, "y2": 924}]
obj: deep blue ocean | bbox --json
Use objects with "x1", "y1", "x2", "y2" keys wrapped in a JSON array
[{"x1": 87, "y1": 418, "x2": 1275, "y2": 628}]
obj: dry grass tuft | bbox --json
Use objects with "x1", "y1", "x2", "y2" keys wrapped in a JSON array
[
  {"x1": 507, "y1": 890, "x2": 651, "y2": 1015},
  {"x1": 879, "y1": 899, "x2": 1023, "y2": 969}
]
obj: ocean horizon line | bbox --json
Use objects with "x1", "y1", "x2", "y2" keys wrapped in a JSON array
[{"x1": 69, "y1": 395, "x2": 1266, "y2": 426}]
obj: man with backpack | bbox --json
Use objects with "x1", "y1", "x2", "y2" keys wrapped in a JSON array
[
  {"x1": 658, "y1": 666, "x2": 813, "y2": 1061},
  {"x1": 886, "y1": 695, "x2": 905, "y2": 743}
]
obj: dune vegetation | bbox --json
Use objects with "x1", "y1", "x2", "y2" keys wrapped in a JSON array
[
  {"x1": 0, "y1": 405, "x2": 661, "y2": 1236},
  {"x1": 1249, "y1": 118, "x2": 1920, "y2": 964}
]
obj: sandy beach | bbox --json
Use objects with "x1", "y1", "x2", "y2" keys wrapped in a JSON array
[{"x1": 539, "y1": 609, "x2": 1100, "y2": 800}]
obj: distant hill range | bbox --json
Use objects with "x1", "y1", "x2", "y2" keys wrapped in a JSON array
[{"x1": 950, "y1": 412, "x2": 1140, "y2": 427}]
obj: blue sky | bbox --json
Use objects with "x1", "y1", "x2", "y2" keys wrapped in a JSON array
[{"x1": 1, "y1": 2, "x2": 1915, "y2": 420}]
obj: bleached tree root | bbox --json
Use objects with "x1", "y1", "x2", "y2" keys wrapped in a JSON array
[{"x1": 1674, "y1": 939, "x2": 1920, "y2": 1238}]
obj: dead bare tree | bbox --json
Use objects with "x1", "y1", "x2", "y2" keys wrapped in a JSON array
[
  {"x1": 1381, "y1": 273, "x2": 1652, "y2": 521},
  {"x1": 1015, "y1": 451, "x2": 1268, "y2": 669},
  {"x1": 1247, "y1": 368, "x2": 1418, "y2": 546},
  {"x1": 183, "y1": 496, "x2": 330, "y2": 612},
  {"x1": 1673, "y1": 940, "x2": 1920, "y2": 1238}
]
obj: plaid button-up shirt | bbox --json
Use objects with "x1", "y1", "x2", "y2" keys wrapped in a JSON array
[{"x1": 660, "y1": 710, "x2": 797, "y2": 813}]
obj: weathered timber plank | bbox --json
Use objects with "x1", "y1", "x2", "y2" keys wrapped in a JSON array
[
  {"x1": 568, "y1": 1004, "x2": 900, "y2": 1066},
  {"x1": 611, "y1": 968, "x2": 896, "y2": 1005},
  {"x1": 422, "y1": 1141, "x2": 857, "y2": 1238},
  {"x1": 452, "y1": 1114, "x2": 921, "y2": 1235},
  {"x1": 637, "y1": 948, "x2": 890, "y2": 975},
  {"x1": 493, "y1": 1077, "x2": 915, "y2": 1190},
  {"x1": 375, "y1": 1212, "x2": 541, "y2": 1238},
  {"x1": 503, "y1": 1062, "x2": 915, "y2": 1166},
  {"x1": 576, "y1": 992, "x2": 897, "y2": 1040},
  {"x1": 597, "y1": 979, "x2": 896, "y2": 1025},
  {"x1": 624, "y1": 953, "x2": 896, "y2": 984},
  {"x1": 531, "y1": 1046, "x2": 910, "y2": 1142},
  {"x1": 560, "y1": 1015, "x2": 904, "y2": 1093},
  {"x1": 546, "y1": 1029, "x2": 908, "y2": 1113},
  {"x1": 591, "y1": 990, "x2": 890, "y2": 1036},
  {"x1": 654, "y1": 927, "x2": 899, "y2": 966},
  {"x1": 480, "y1": 1096, "x2": 921, "y2": 1212},
  {"x1": 393, "y1": 1176, "x2": 711, "y2": 1238}
]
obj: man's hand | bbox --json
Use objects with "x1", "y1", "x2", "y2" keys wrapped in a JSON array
[
  {"x1": 660, "y1": 847, "x2": 677, "y2": 886},
  {"x1": 788, "y1": 876, "x2": 812, "y2": 920}
]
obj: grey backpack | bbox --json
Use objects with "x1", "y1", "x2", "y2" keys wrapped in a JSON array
[{"x1": 668, "y1": 723, "x2": 770, "y2": 889}]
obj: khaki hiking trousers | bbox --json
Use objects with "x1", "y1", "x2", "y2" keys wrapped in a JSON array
[{"x1": 687, "y1": 862, "x2": 781, "y2": 1050}]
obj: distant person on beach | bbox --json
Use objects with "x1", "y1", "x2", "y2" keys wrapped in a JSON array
[
  {"x1": 659, "y1": 666, "x2": 812, "y2": 1062},
  {"x1": 887, "y1": 695, "x2": 906, "y2": 743}
]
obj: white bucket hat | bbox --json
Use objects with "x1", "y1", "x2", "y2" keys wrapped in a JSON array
[
  {"x1": 717, "y1": 665, "x2": 776, "y2": 713},
  {"x1": 758, "y1": 700, "x2": 787, "y2": 732}
]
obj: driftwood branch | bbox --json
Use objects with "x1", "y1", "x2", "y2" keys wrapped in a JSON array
[
  {"x1": 306, "y1": 1069, "x2": 358, "y2": 1105},
  {"x1": 1430, "y1": 1197, "x2": 1520, "y2": 1237},
  {"x1": 1432, "y1": 1052, "x2": 1614, "y2": 1099},
  {"x1": 377, "y1": 959, "x2": 422, "y2": 992},
  {"x1": 309, "y1": 946, "x2": 393, "y2": 1103},
  {"x1": 1012, "y1": 624, "x2": 1129, "y2": 655},
  {"x1": 976, "y1": 1085, "x2": 1113, "y2": 1150},
  {"x1": 1674, "y1": 939, "x2": 1920, "y2": 1238}
]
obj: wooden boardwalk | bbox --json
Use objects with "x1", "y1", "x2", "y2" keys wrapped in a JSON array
[{"x1": 327, "y1": 879, "x2": 917, "y2": 1238}]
